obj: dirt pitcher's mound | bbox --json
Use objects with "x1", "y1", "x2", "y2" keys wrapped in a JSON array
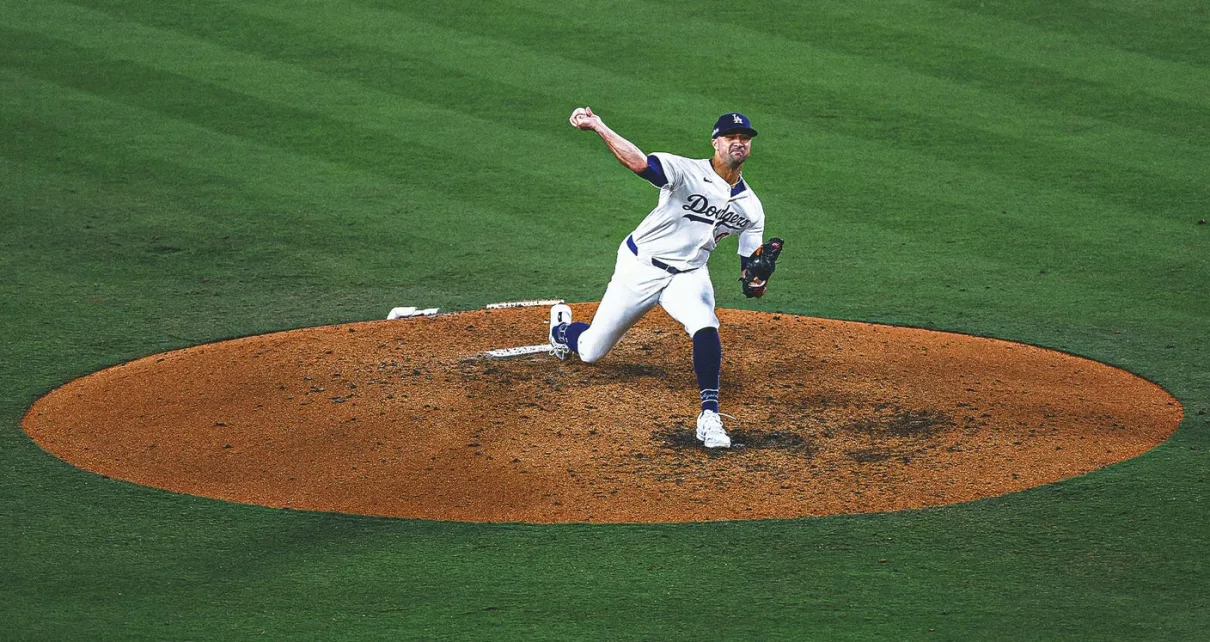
[{"x1": 24, "y1": 305, "x2": 1181, "y2": 523}]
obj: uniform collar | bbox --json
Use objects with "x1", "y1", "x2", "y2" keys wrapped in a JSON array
[{"x1": 700, "y1": 159, "x2": 746, "y2": 195}]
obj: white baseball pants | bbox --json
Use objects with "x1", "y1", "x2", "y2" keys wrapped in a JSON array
[{"x1": 575, "y1": 241, "x2": 720, "y2": 363}]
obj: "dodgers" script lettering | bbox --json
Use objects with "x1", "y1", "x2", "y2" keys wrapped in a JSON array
[{"x1": 682, "y1": 194, "x2": 752, "y2": 228}]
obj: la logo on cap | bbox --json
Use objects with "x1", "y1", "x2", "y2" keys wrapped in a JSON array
[{"x1": 711, "y1": 112, "x2": 758, "y2": 138}]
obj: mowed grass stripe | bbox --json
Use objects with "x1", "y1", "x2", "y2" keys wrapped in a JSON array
[
  {"x1": 200, "y1": 0, "x2": 1209, "y2": 323},
  {"x1": 0, "y1": 75, "x2": 423, "y2": 268},
  {"x1": 0, "y1": 116, "x2": 381, "y2": 343},
  {"x1": 0, "y1": 163, "x2": 241, "y2": 370},
  {"x1": 9, "y1": 0, "x2": 1198, "y2": 330},
  {"x1": 169, "y1": 0, "x2": 1204, "y2": 229},
  {"x1": 0, "y1": 67, "x2": 515, "y2": 245},
  {"x1": 389, "y1": 0, "x2": 1206, "y2": 168},
  {"x1": 224, "y1": 0, "x2": 741, "y2": 144},
  {"x1": 755, "y1": 115, "x2": 1197, "y2": 302},
  {"x1": 334, "y1": 0, "x2": 1209, "y2": 230},
  {"x1": 50, "y1": 0, "x2": 657, "y2": 217},
  {"x1": 66, "y1": 0, "x2": 563, "y2": 138},
  {"x1": 464, "y1": 2, "x2": 1207, "y2": 217},
  {"x1": 710, "y1": 0, "x2": 1210, "y2": 111},
  {"x1": 170, "y1": 0, "x2": 1210, "y2": 204},
  {"x1": 721, "y1": 0, "x2": 1210, "y2": 143},
  {"x1": 0, "y1": 69, "x2": 609, "y2": 304},
  {"x1": 12, "y1": 1, "x2": 1201, "y2": 323},
  {"x1": 0, "y1": 6, "x2": 651, "y2": 226},
  {"x1": 941, "y1": 0, "x2": 1210, "y2": 66},
  {"x1": 65, "y1": 0, "x2": 719, "y2": 157},
  {"x1": 23, "y1": 1, "x2": 1108, "y2": 259}
]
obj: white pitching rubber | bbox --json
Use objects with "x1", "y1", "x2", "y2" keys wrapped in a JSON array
[
  {"x1": 482, "y1": 344, "x2": 554, "y2": 359},
  {"x1": 485, "y1": 299, "x2": 565, "y2": 310},
  {"x1": 387, "y1": 306, "x2": 439, "y2": 320}
]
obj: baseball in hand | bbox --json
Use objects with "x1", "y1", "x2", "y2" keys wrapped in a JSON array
[{"x1": 569, "y1": 106, "x2": 594, "y2": 129}]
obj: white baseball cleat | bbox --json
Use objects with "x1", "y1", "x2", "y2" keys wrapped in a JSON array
[
  {"x1": 549, "y1": 304, "x2": 573, "y2": 360},
  {"x1": 696, "y1": 410, "x2": 731, "y2": 449}
]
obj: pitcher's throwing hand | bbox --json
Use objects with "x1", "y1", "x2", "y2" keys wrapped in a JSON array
[{"x1": 569, "y1": 106, "x2": 601, "y2": 130}]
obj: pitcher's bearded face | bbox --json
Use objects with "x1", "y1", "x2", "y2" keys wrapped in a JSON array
[{"x1": 713, "y1": 133, "x2": 752, "y2": 167}]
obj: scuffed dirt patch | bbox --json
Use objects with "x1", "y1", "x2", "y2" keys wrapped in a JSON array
[{"x1": 22, "y1": 304, "x2": 1183, "y2": 523}]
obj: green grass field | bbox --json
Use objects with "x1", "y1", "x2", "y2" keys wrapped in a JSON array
[{"x1": 3, "y1": 0, "x2": 1208, "y2": 639}]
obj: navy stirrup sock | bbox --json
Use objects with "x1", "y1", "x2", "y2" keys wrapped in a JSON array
[
  {"x1": 563, "y1": 321, "x2": 589, "y2": 354},
  {"x1": 692, "y1": 327, "x2": 722, "y2": 413}
]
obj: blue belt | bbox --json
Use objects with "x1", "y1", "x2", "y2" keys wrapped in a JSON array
[{"x1": 627, "y1": 235, "x2": 686, "y2": 274}]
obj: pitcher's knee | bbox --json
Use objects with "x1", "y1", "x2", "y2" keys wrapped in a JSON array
[
  {"x1": 684, "y1": 320, "x2": 720, "y2": 337},
  {"x1": 574, "y1": 333, "x2": 613, "y2": 363},
  {"x1": 571, "y1": 322, "x2": 630, "y2": 364},
  {"x1": 578, "y1": 344, "x2": 606, "y2": 363}
]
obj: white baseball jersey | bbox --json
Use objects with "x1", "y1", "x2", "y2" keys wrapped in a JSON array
[
  {"x1": 572, "y1": 152, "x2": 767, "y2": 362},
  {"x1": 628, "y1": 152, "x2": 765, "y2": 271}
]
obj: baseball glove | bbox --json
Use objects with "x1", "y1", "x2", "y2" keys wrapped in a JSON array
[{"x1": 739, "y1": 238, "x2": 784, "y2": 298}]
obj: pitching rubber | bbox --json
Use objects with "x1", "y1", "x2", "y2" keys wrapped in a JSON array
[
  {"x1": 481, "y1": 344, "x2": 554, "y2": 359},
  {"x1": 387, "y1": 306, "x2": 439, "y2": 319},
  {"x1": 485, "y1": 299, "x2": 565, "y2": 310}
]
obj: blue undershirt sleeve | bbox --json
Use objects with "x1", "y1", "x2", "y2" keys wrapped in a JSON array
[{"x1": 636, "y1": 154, "x2": 669, "y2": 187}]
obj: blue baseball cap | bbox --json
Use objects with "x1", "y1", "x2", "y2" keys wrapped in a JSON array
[{"x1": 711, "y1": 112, "x2": 758, "y2": 138}]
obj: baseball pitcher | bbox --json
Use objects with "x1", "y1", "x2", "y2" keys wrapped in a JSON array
[{"x1": 549, "y1": 107, "x2": 784, "y2": 449}]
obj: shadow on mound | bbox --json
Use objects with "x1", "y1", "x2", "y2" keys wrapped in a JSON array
[
  {"x1": 842, "y1": 407, "x2": 953, "y2": 438},
  {"x1": 652, "y1": 407, "x2": 953, "y2": 459},
  {"x1": 652, "y1": 425, "x2": 817, "y2": 456}
]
